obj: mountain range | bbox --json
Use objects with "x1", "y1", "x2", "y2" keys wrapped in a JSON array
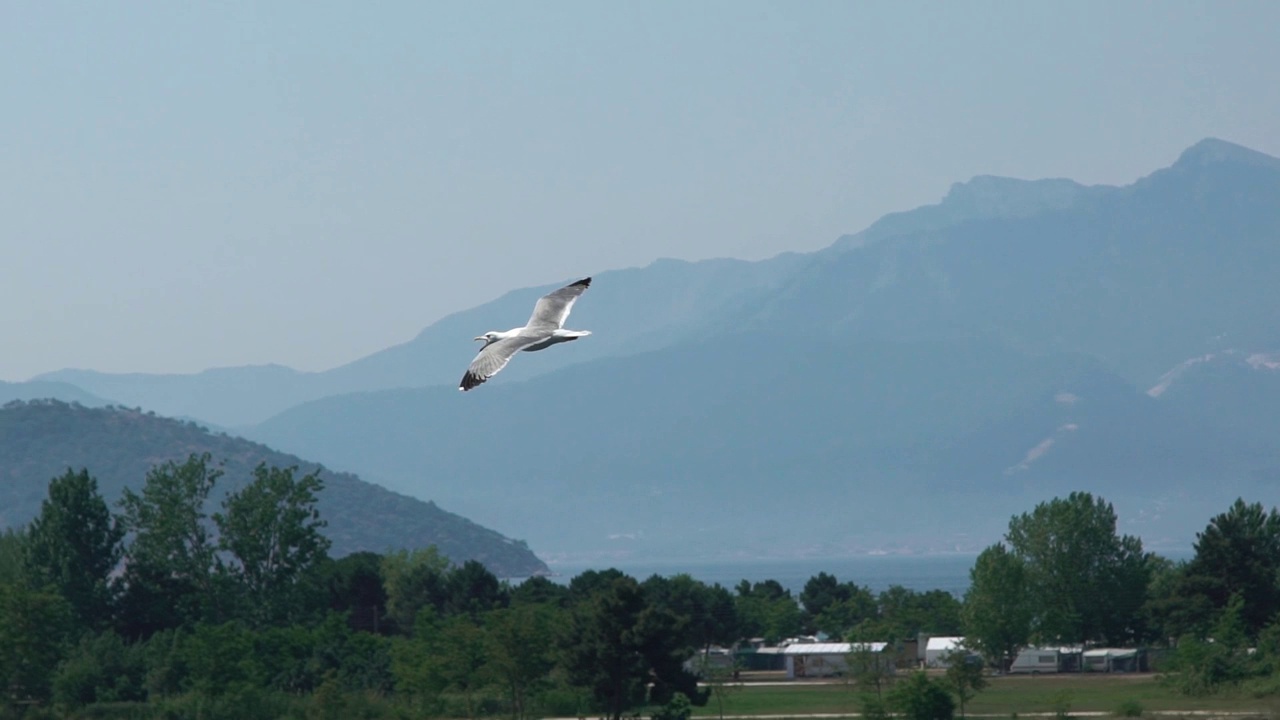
[{"x1": 8, "y1": 137, "x2": 1279, "y2": 564}]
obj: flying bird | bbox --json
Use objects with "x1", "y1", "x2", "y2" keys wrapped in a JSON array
[{"x1": 459, "y1": 277, "x2": 593, "y2": 391}]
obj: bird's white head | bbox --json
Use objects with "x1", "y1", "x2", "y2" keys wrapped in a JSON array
[{"x1": 474, "y1": 331, "x2": 500, "y2": 346}]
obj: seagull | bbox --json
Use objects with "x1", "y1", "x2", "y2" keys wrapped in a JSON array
[{"x1": 459, "y1": 277, "x2": 593, "y2": 391}]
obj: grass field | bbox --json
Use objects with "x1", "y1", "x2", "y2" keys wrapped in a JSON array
[{"x1": 692, "y1": 674, "x2": 1280, "y2": 718}]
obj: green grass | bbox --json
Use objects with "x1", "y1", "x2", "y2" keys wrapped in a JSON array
[{"x1": 692, "y1": 674, "x2": 1280, "y2": 717}]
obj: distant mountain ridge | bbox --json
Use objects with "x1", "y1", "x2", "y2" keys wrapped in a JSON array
[
  {"x1": 16, "y1": 137, "x2": 1280, "y2": 562},
  {"x1": 0, "y1": 400, "x2": 548, "y2": 577},
  {"x1": 237, "y1": 137, "x2": 1280, "y2": 561},
  {"x1": 1, "y1": 379, "x2": 113, "y2": 407},
  {"x1": 34, "y1": 254, "x2": 809, "y2": 427}
]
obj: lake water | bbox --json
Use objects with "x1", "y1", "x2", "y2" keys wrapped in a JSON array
[{"x1": 544, "y1": 554, "x2": 980, "y2": 597}]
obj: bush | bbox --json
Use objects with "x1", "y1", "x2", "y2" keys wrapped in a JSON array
[
  {"x1": 860, "y1": 692, "x2": 891, "y2": 720},
  {"x1": 52, "y1": 631, "x2": 148, "y2": 709},
  {"x1": 1241, "y1": 673, "x2": 1280, "y2": 698},
  {"x1": 538, "y1": 685, "x2": 592, "y2": 717},
  {"x1": 651, "y1": 692, "x2": 692, "y2": 720},
  {"x1": 889, "y1": 672, "x2": 955, "y2": 720},
  {"x1": 1114, "y1": 699, "x2": 1143, "y2": 717}
]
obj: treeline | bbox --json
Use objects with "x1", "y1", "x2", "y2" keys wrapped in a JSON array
[
  {"x1": 962, "y1": 492, "x2": 1280, "y2": 697},
  {"x1": 3, "y1": 460, "x2": 1276, "y2": 720},
  {"x1": 0, "y1": 454, "x2": 963, "y2": 720}
]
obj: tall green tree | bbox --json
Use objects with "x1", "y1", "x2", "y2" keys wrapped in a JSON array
[
  {"x1": 846, "y1": 642, "x2": 894, "y2": 700},
  {"x1": 444, "y1": 559, "x2": 505, "y2": 619},
  {"x1": 485, "y1": 603, "x2": 562, "y2": 720},
  {"x1": 643, "y1": 574, "x2": 740, "y2": 654},
  {"x1": 23, "y1": 468, "x2": 124, "y2": 631},
  {"x1": 735, "y1": 579, "x2": 804, "y2": 643},
  {"x1": 214, "y1": 463, "x2": 332, "y2": 626},
  {"x1": 320, "y1": 551, "x2": 390, "y2": 633},
  {"x1": 381, "y1": 547, "x2": 451, "y2": 635},
  {"x1": 1176, "y1": 498, "x2": 1280, "y2": 638},
  {"x1": 563, "y1": 575, "x2": 702, "y2": 720},
  {"x1": 116, "y1": 453, "x2": 223, "y2": 637},
  {"x1": 799, "y1": 573, "x2": 878, "y2": 637},
  {"x1": 942, "y1": 647, "x2": 986, "y2": 718},
  {"x1": 962, "y1": 543, "x2": 1032, "y2": 672},
  {"x1": 1005, "y1": 492, "x2": 1151, "y2": 646},
  {"x1": 872, "y1": 586, "x2": 963, "y2": 641}
]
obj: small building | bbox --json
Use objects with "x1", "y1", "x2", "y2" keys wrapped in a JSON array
[
  {"x1": 924, "y1": 636, "x2": 972, "y2": 668},
  {"x1": 683, "y1": 647, "x2": 735, "y2": 676},
  {"x1": 1008, "y1": 646, "x2": 1083, "y2": 674},
  {"x1": 1082, "y1": 648, "x2": 1143, "y2": 673},
  {"x1": 781, "y1": 641, "x2": 890, "y2": 679}
]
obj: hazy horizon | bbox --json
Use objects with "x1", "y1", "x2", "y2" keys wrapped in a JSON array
[{"x1": 5, "y1": 1, "x2": 1280, "y2": 381}]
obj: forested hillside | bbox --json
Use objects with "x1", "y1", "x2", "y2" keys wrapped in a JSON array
[{"x1": 0, "y1": 400, "x2": 546, "y2": 577}]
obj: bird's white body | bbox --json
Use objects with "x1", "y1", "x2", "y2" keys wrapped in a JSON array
[{"x1": 523, "y1": 328, "x2": 592, "y2": 352}]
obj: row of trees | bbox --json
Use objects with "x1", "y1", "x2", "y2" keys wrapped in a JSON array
[
  {"x1": 0, "y1": 454, "x2": 962, "y2": 720},
  {"x1": 4, "y1": 459, "x2": 1278, "y2": 717},
  {"x1": 962, "y1": 491, "x2": 1280, "y2": 696}
]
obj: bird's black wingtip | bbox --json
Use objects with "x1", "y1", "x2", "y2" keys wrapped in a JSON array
[
  {"x1": 459, "y1": 371, "x2": 485, "y2": 392},
  {"x1": 574, "y1": 277, "x2": 591, "y2": 288}
]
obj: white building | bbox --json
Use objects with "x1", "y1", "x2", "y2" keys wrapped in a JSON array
[
  {"x1": 781, "y1": 641, "x2": 890, "y2": 679},
  {"x1": 924, "y1": 636, "x2": 969, "y2": 668}
]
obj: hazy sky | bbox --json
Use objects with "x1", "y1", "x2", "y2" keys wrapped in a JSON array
[{"x1": 3, "y1": 1, "x2": 1278, "y2": 381}]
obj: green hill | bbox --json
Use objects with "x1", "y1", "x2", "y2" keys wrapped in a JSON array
[{"x1": 0, "y1": 400, "x2": 547, "y2": 577}]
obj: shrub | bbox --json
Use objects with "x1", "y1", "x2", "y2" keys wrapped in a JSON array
[
  {"x1": 1114, "y1": 699, "x2": 1143, "y2": 717},
  {"x1": 860, "y1": 692, "x2": 891, "y2": 720},
  {"x1": 651, "y1": 692, "x2": 692, "y2": 720},
  {"x1": 889, "y1": 672, "x2": 955, "y2": 720}
]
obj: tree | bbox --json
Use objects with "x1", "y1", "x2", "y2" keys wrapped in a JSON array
[
  {"x1": 320, "y1": 551, "x2": 389, "y2": 633},
  {"x1": 1005, "y1": 492, "x2": 1151, "y2": 646},
  {"x1": 735, "y1": 580, "x2": 804, "y2": 644},
  {"x1": 51, "y1": 630, "x2": 148, "y2": 709},
  {"x1": 872, "y1": 586, "x2": 963, "y2": 641},
  {"x1": 485, "y1": 603, "x2": 562, "y2": 720},
  {"x1": 381, "y1": 547, "x2": 451, "y2": 635},
  {"x1": 445, "y1": 559, "x2": 505, "y2": 619},
  {"x1": 846, "y1": 641, "x2": 895, "y2": 700},
  {"x1": 962, "y1": 543, "x2": 1032, "y2": 672},
  {"x1": 509, "y1": 575, "x2": 570, "y2": 608},
  {"x1": 800, "y1": 572, "x2": 851, "y2": 626},
  {"x1": 116, "y1": 453, "x2": 222, "y2": 636},
  {"x1": 0, "y1": 583, "x2": 75, "y2": 706},
  {"x1": 0, "y1": 528, "x2": 27, "y2": 587},
  {"x1": 1176, "y1": 498, "x2": 1280, "y2": 639},
  {"x1": 214, "y1": 463, "x2": 332, "y2": 626},
  {"x1": 697, "y1": 653, "x2": 741, "y2": 720},
  {"x1": 799, "y1": 573, "x2": 878, "y2": 637},
  {"x1": 434, "y1": 616, "x2": 490, "y2": 719},
  {"x1": 643, "y1": 574, "x2": 740, "y2": 654},
  {"x1": 24, "y1": 468, "x2": 124, "y2": 632},
  {"x1": 1139, "y1": 555, "x2": 1202, "y2": 644},
  {"x1": 562, "y1": 575, "x2": 703, "y2": 720},
  {"x1": 889, "y1": 671, "x2": 955, "y2": 720},
  {"x1": 942, "y1": 648, "x2": 986, "y2": 718}
]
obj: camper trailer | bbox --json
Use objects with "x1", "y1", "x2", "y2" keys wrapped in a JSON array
[{"x1": 1009, "y1": 647, "x2": 1064, "y2": 674}]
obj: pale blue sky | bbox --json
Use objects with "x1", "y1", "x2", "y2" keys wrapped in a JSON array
[{"x1": 3, "y1": 1, "x2": 1278, "y2": 380}]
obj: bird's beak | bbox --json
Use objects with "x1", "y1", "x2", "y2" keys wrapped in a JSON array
[{"x1": 473, "y1": 336, "x2": 486, "y2": 342}]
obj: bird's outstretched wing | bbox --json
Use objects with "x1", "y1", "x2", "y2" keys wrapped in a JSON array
[
  {"x1": 459, "y1": 335, "x2": 540, "y2": 391},
  {"x1": 526, "y1": 277, "x2": 591, "y2": 331}
]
